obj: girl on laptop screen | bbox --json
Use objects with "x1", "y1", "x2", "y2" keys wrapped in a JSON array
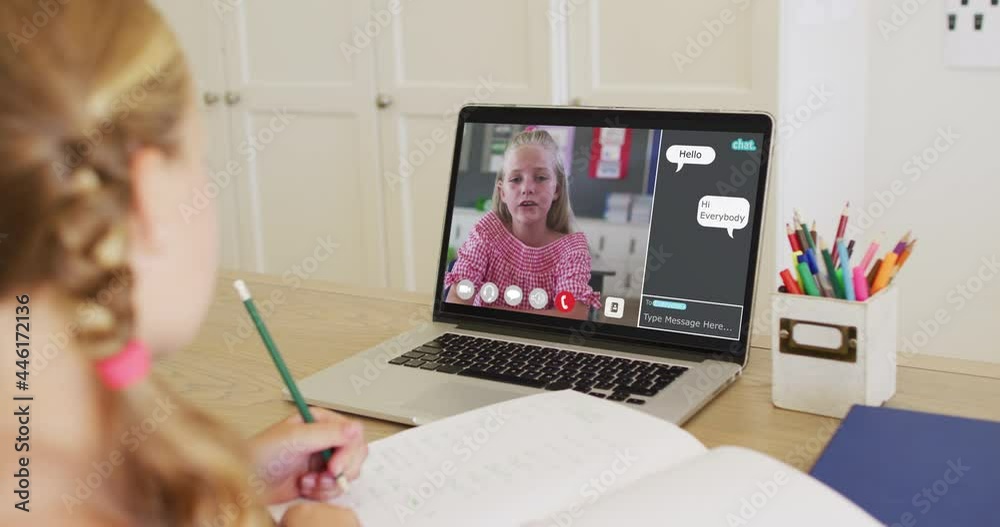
[{"x1": 445, "y1": 130, "x2": 601, "y2": 320}]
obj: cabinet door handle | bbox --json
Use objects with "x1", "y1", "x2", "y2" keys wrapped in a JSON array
[
  {"x1": 625, "y1": 274, "x2": 631, "y2": 288},
  {"x1": 629, "y1": 238, "x2": 636, "y2": 254},
  {"x1": 203, "y1": 92, "x2": 220, "y2": 106},
  {"x1": 376, "y1": 93, "x2": 394, "y2": 109},
  {"x1": 224, "y1": 91, "x2": 241, "y2": 106},
  {"x1": 599, "y1": 235, "x2": 605, "y2": 252}
]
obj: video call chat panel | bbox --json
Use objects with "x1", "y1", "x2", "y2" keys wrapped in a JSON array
[{"x1": 442, "y1": 123, "x2": 764, "y2": 341}]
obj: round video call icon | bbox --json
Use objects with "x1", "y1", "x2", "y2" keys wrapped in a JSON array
[
  {"x1": 455, "y1": 279, "x2": 476, "y2": 300},
  {"x1": 528, "y1": 288, "x2": 548, "y2": 309},
  {"x1": 504, "y1": 285, "x2": 523, "y2": 306},
  {"x1": 479, "y1": 282, "x2": 499, "y2": 303},
  {"x1": 555, "y1": 291, "x2": 576, "y2": 313}
]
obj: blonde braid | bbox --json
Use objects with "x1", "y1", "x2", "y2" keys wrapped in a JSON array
[{"x1": 0, "y1": 1, "x2": 274, "y2": 524}]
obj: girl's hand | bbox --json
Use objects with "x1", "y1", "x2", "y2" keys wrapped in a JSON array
[
  {"x1": 280, "y1": 502, "x2": 360, "y2": 527},
  {"x1": 250, "y1": 407, "x2": 368, "y2": 504}
]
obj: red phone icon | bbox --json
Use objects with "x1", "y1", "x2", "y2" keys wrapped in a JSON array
[{"x1": 555, "y1": 291, "x2": 575, "y2": 313}]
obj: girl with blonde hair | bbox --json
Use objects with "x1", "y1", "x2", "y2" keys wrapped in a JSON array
[
  {"x1": 445, "y1": 129, "x2": 601, "y2": 319},
  {"x1": 0, "y1": 1, "x2": 366, "y2": 525}
]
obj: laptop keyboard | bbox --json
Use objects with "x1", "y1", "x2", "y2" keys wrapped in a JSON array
[{"x1": 388, "y1": 333, "x2": 688, "y2": 404}]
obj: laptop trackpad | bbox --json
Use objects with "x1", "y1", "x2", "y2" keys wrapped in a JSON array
[{"x1": 404, "y1": 382, "x2": 525, "y2": 419}]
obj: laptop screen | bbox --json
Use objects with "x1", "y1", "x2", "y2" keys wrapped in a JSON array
[{"x1": 434, "y1": 106, "x2": 772, "y2": 362}]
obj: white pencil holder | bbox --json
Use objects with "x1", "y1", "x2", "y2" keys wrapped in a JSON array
[{"x1": 771, "y1": 284, "x2": 899, "y2": 418}]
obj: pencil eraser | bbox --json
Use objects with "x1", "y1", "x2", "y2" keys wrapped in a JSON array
[
  {"x1": 233, "y1": 279, "x2": 251, "y2": 301},
  {"x1": 335, "y1": 474, "x2": 350, "y2": 492}
]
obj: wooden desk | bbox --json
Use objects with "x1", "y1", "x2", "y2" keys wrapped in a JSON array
[{"x1": 161, "y1": 271, "x2": 1000, "y2": 471}]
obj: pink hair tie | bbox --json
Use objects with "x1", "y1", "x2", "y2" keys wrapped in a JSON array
[{"x1": 96, "y1": 340, "x2": 152, "y2": 390}]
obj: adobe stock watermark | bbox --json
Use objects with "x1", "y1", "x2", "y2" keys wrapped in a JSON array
[
  {"x1": 783, "y1": 418, "x2": 839, "y2": 470},
  {"x1": 212, "y1": 0, "x2": 243, "y2": 16},
  {"x1": 877, "y1": 0, "x2": 930, "y2": 41},
  {"x1": 547, "y1": 0, "x2": 585, "y2": 27},
  {"x1": 889, "y1": 459, "x2": 971, "y2": 527},
  {"x1": 896, "y1": 254, "x2": 999, "y2": 363},
  {"x1": 844, "y1": 127, "x2": 958, "y2": 240},
  {"x1": 60, "y1": 397, "x2": 179, "y2": 512},
  {"x1": 567, "y1": 245, "x2": 672, "y2": 347},
  {"x1": 384, "y1": 75, "x2": 498, "y2": 191},
  {"x1": 725, "y1": 470, "x2": 790, "y2": 526},
  {"x1": 541, "y1": 449, "x2": 638, "y2": 527},
  {"x1": 30, "y1": 270, "x2": 133, "y2": 376},
  {"x1": 347, "y1": 308, "x2": 434, "y2": 395},
  {"x1": 222, "y1": 235, "x2": 340, "y2": 352},
  {"x1": 776, "y1": 85, "x2": 833, "y2": 142},
  {"x1": 51, "y1": 64, "x2": 167, "y2": 179},
  {"x1": 673, "y1": 0, "x2": 750, "y2": 73},
  {"x1": 178, "y1": 160, "x2": 241, "y2": 224},
  {"x1": 6, "y1": 0, "x2": 70, "y2": 54},
  {"x1": 179, "y1": 109, "x2": 294, "y2": 224},
  {"x1": 567, "y1": 115, "x2": 627, "y2": 178},
  {"x1": 675, "y1": 292, "x2": 794, "y2": 407},
  {"x1": 237, "y1": 109, "x2": 294, "y2": 161},
  {"x1": 340, "y1": 0, "x2": 402, "y2": 61},
  {"x1": 208, "y1": 437, "x2": 312, "y2": 527},
  {"x1": 394, "y1": 405, "x2": 511, "y2": 523}
]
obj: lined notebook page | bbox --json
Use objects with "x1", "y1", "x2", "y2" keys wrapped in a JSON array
[{"x1": 269, "y1": 391, "x2": 706, "y2": 526}]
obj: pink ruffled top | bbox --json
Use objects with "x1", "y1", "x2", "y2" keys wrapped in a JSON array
[{"x1": 444, "y1": 211, "x2": 602, "y2": 311}]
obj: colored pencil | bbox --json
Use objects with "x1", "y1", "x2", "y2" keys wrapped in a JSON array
[
  {"x1": 797, "y1": 260, "x2": 820, "y2": 296},
  {"x1": 867, "y1": 258, "x2": 882, "y2": 288},
  {"x1": 896, "y1": 239, "x2": 915, "y2": 270},
  {"x1": 793, "y1": 210, "x2": 810, "y2": 250},
  {"x1": 792, "y1": 250, "x2": 804, "y2": 290},
  {"x1": 871, "y1": 252, "x2": 899, "y2": 293},
  {"x1": 780, "y1": 269, "x2": 803, "y2": 295},
  {"x1": 233, "y1": 280, "x2": 350, "y2": 492},
  {"x1": 859, "y1": 236, "x2": 881, "y2": 273},
  {"x1": 837, "y1": 239, "x2": 855, "y2": 301},
  {"x1": 804, "y1": 248, "x2": 830, "y2": 297},
  {"x1": 835, "y1": 202, "x2": 850, "y2": 240},
  {"x1": 796, "y1": 226, "x2": 809, "y2": 254},
  {"x1": 796, "y1": 209, "x2": 817, "y2": 250},
  {"x1": 853, "y1": 267, "x2": 870, "y2": 301},
  {"x1": 833, "y1": 237, "x2": 856, "y2": 268},
  {"x1": 891, "y1": 239, "x2": 916, "y2": 280},
  {"x1": 786, "y1": 223, "x2": 803, "y2": 252},
  {"x1": 892, "y1": 230, "x2": 912, "y2": 255},
  {"x1": 819, "y1": 240, "x2": 844, "y2": 299},
  {"x1": 831, "y1": 202, "x2": 850, "y2": 267}
]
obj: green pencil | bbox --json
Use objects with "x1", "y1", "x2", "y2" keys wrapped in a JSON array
[
  {"x1": 795, "y1": 209, "x2": 816, "y2": 250},
  {"x1": 819, "y1": 239, "x2": 845, "y2": 299},
  {"x1": 234, "y1": 279, "x2": 349, "y2": 492}
]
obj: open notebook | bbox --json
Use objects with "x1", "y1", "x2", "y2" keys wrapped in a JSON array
[{"x1": 269, "y1": 391, "x2": 878, "y2": 526}]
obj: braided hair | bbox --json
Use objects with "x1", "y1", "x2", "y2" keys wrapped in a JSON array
[{"x1": 0, "y1": 1, "x2": 272, "y2": 525}]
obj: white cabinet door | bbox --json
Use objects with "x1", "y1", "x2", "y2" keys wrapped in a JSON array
[
  {"x1": 567, "y1": 0, "x2": 778, "y2": 110},
  {"x1": 151, "y1": 0, "x2": 243, "y2": 270},
  {"x1": 219, "y1": 0, "x2": 386, "y2": 287},
  {"x1": 373, "y1": 0, "x2": 558, "y2": 293}
]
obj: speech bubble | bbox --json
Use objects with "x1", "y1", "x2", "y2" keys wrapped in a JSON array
[
  {"x1": 666, "y1": 145, "x2": 716, "y2": 172},
  {"x1": 697, "y1": 195, "x2": 750, "y2": 238}
]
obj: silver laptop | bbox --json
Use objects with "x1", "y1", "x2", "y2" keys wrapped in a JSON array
[{"x1": 298, "y1": 105, "x2": 773, "y2": 425}]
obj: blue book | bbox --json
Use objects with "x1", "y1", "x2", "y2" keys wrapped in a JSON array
[{"x1": 811, "y1": 405, "x2": 1000, "y2": 527}]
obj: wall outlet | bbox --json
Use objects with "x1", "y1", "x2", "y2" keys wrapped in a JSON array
[{"x1": 944, "y1": 0, "x2": 1000, "y2": 68}]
